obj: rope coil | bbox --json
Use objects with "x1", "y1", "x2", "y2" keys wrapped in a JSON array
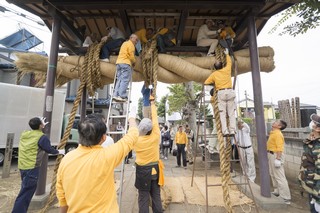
[{"x1": 40, "y1": 41, "x2": 104, "y2": 212}]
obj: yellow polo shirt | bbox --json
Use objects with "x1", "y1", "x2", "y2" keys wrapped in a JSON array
[
  {"x1": 175, "y1": 131, "x2": 188, "y2": 145},
  {"x1": 116, "y1": 40, "x2": 136, "y2": 66},
  {"x1": 56, "y1": 127, "x2": 138, "y2": 213},
  {"x1": 204, "y1": 54, "x2": 232, "y2": 90},
  {"x1": 134, "y1": 104, "x2": 160, "y2": 165},
  {"x1": 267, "y1": 129, "x2": 284, "y2": 152}
]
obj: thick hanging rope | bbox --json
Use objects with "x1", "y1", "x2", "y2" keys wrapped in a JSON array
[
  {"x1": 39, "y1": 41, "x2": 104, "y2": 212},
  {"x1": 209, "y1": 43, "x2": 234, "y2": 213},
  {"x1": 212, "y1": 90, "x2": 234, "y2": 213},
  {"x1": 141, "y1": 39, "x2": 158, "y2": 97}
]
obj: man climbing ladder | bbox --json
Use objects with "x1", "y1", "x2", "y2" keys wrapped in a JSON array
[
  {"x1": 113, "y1": 34, "x2": 139, "y2": 102},
  {"x1": 204, "y1": 49, "x2": 236, "y2": 137}
]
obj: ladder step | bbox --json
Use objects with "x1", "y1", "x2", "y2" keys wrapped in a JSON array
[
  {"x1": 109, "y1": 115, "x2": 127, "y2": 119},
  {"x1": 108, "y1": 131, "x2": 126, "y2": 135}
]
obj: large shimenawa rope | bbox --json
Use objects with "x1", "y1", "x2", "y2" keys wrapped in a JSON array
[
  {"x1": 39, "y1": 41, "x2": 105, "y2": 212},
  {"x1": 209, "y1": 44, "x2": 234, "y2": 213}
]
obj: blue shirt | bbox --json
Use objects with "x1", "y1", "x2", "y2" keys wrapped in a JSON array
[{"x1": 141, "y1": 85, "x2": 151, "y2": 106}]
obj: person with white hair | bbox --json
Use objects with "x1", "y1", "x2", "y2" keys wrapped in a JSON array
[
  {"x1": 236, "y1": 120, "x2": 256, "y2": 182},
  {"x1": 197, "y1": 19, "x2": 219, "y2": 56},
  {"x1": 133, "y1": 95, "x2": 164, "y2": 213},
  {"x1": 113, "y1": 34, "x2": 139, "y2": 102}
]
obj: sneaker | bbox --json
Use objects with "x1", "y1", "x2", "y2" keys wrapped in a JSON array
[
  {"x1": 271, "y1": 192, "x2": 279, "y2": 197},
  {"x1": 112, "y1": 96, "x2": 121, "y2": 101},
  {"x1": 223, "y1": 130, "x2": 229, "y2": 137},
  {"x1": 114, "y1": 97, "x2": 127, "y2": 102},
  {"x1": 184, "y1": 166, "x2": 187, "y2": 170},
  {"x1": 164, "y1": 157, "x2": 168, "y2": 160},
  {"x1": 175, "y1": 165, "x2": 181, "y2": 168},
  {"x1": 101, "y1": 58, "x2": 110, "y2": 63},
  {"x1": 284, "y1": 199, "x2": 291, "y2": 205},
  {"x1": 199, "y1": 141, "x2": 205, "y2": 147}
]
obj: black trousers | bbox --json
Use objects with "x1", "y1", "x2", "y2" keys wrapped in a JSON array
[
  {"x1": 176, "y1": 144, "x2": 187, "y2": 167},
  {"x1": 138, "y1": 179, "x2": 163, "y2": 213}
]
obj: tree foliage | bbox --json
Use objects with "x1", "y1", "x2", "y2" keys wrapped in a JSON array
[
  {"x1": 167, "y1": 82, "x2": 202, "y2": 115},
  {"x1": 269, "y1": 0, "x2": 320, "y2": 36},
  {"x1": 157, "y1": 95, "x2": 167, "y2": 118},
  {"x1": 167, "y1": 84, "x2": 187, "y2": 116}
]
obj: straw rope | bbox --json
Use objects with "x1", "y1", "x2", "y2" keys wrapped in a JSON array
[
  {"x1": 208, "y1": 44, "x2": 234, "y2": 213},
  {"x1": 39, "y1": 41, "x2": 104, "y2": 212},
  {"x1": 141, "y1": 39, "x2": 158, "y2": 97}
]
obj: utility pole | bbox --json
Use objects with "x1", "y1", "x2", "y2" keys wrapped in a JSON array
[{"x1": 245, "y1": 90, "x2": 248, "y2": 117}]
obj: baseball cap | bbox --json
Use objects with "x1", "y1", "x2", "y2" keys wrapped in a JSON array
[
  {"x1": 310, "y1": 114, "x2": 320, "y2": 126},
  {"x1": 138, "y1": 118, "x2": 152, "y2": 135}
]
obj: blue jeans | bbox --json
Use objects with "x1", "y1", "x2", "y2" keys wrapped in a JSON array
[
  {"x1": 113, "y1": 64, "x2": 132, "y2": 98},
  {"x1": 100, "y1": 38, "x2": 125, "y2": 59},
  {"x1": 12, "y1": 167, "x2": 40, "y2": 213}
]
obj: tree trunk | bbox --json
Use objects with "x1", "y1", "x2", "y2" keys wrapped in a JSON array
[{"x1": 183, "y1": 81, "x2": 197, "y2": 133}]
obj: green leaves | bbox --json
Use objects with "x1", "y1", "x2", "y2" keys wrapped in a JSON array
[{"x1": 269, "y1": 0, "x2": 320, "y2": 36}]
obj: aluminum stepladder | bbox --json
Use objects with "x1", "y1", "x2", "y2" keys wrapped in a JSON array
[
  {"x1": 191, "y1": 84, "x2": 258, "y2": 213},
  {"x1": 106, "y1": 68, "x2": 133, "y2": 213}
]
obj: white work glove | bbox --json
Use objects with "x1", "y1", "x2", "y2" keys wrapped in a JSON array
[
  {"x1": 217, "y1": 29, "x2": 222, "y2": 33},
  {"x1": 274, "y1": 159, "x2": 281, "y2": 168},
  {"x1": 58, "y1": 149, "x2": 65, "y2": 155},
  {"x1": 313, "y1": 200, "x2": 320, "y2": 212},
  {"x1": 148, "y1": 85, "x2": 153, "y2": 89},
  {"x1": 224, "y1": 48, "x2": 229, "y2": 55},
  {"x1": 39, "y1": 117, "x2": 49, "y2": 126},
  {"x1": 184, "y1": 147, "x2": 187, "y2": 152},
  {"x1": 129, "y1": 105, "x2": 137, "y2": 119}
]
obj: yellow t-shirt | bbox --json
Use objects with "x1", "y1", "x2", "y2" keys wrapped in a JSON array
[
  {"x1": 204, "y1": 54, "x2": 232, "y2": 90},
  {"x1": 175, "y1": 131, "x2": 188, "y2": 145},
  {"x1": 134, "y1": 104, "x2": 160, "y2": 165},
  {"x1": 116, "y1": 40, "x2": 136, "y2": 66},
  {"x1": 56, "y1": 127, "x2": 139, "y2": 213},
  {"x1": 267, "y1": 129, "x2": 284, "y2": 152}
]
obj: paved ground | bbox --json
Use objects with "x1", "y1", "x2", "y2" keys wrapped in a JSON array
[{"x1": 0, "y1": 152, "x2": 310, "y2": 213}]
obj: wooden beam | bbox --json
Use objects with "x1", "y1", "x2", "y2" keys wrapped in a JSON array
[
  {"x1": 119, "y1": 10, "x2": 132, "y2": 36},
  {"x1": 48, "y1": 0, "x2": 265, "y2": 10},
  {"x1": 46, "y1": 5, "x2": 83, "y2": 46},
  {"x1": 176, "y1": 10, "x2": 189, "y2": 47}
]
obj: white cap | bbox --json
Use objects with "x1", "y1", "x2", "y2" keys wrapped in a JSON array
[{"x1": 138, "y1": 118, "x2": 152, "y2": 136}]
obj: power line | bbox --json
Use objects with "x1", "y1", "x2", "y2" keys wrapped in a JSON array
[{"x1": 0, "y1": 5, "x2": 45, "y2": 26}]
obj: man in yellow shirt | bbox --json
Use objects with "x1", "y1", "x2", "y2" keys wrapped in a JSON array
[
  {"x1": 204, "y1": 50, "x2": 236, "y2": 136},
  {"x1": 56, "y1": 112, "x2": 139, "y2": 213},
  {"x1": 113, "y1": 34, "x2": 138, "y2": 102},
  {"x1": 134, "y1": 96, "x2": 163, "y2": 213},
  {"x1": 267, "y1": 119, "x2": 291, "y2": 204},
  {"x1": 174, "y1": 125, "x2": 188, "y2": 169}
]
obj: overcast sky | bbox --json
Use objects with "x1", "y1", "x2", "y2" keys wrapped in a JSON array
[{"x1": 1, "y1": 0, "x2": 319, "y2": 108}]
